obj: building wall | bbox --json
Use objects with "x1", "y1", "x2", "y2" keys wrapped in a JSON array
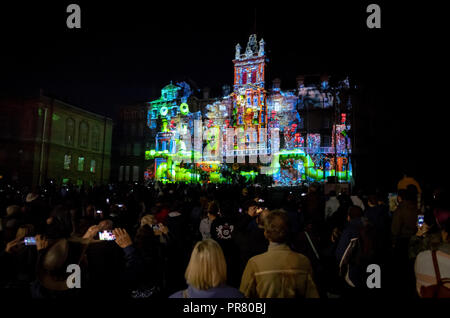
[
  {"x1": 0, "y1": 95, "x2": 113, "y2": 187},
  {"x1": 111, "y1": 104, "x2": 147, "y2": 183}
]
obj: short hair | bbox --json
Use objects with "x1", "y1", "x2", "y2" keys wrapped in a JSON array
[
  {"x1": 397, "y1": 189, "x2": 407, "y2": 201},
  {"x1": 405, "y1": 185, "x2": 418, "y2": 202},
  {"x1": 185, "y1": 239, "x2": 227, "y2": 290},
  {"x1": 264, "y1": 210, "x2": 289, "y2": 243},
  {"x1": 329, "y1": 191, "x2": 337, "y2": 197},
  {"x1": 348, "y1": 206, "x2": 363, "y2": 220},
  {"x1": 207, "y1": 202, "x2": 220, "y2": 217},
  {"x1": 368, "y1": 195, "x2": 377, "y2": 206}
]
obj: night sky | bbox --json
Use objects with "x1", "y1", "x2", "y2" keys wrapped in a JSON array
[{"x1": 0, "y1": 2, "x2": 444, "y2": 188}]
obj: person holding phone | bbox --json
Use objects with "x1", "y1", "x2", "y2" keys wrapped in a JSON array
[{"x1": 408, "y1": 214, "x2": 442, "y2": 260}]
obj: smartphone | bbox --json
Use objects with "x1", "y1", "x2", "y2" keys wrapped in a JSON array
[
  {"x1": 152, "y1": 225, "x2": 160, "y2": 231},
  {"x1": 238, "y1": 208, "x2": 243, "y2": 213},
  {"x1": 418, "y1": 214, "x2": 424, "y2": 227},
  {"x1": 117, "y1": 204, "x2": 124, "y2": 208},
  {"x1": 96, "y1": 210, "x2": 102, "y2": 214},
  {"x1": 106, "y1": 198, "x2": 110, "y2": 204},
  {"x1": 24, "y1": 237, "x2": 36, "y2": 245},
  {"x1": 99, "y1": 230, "x2": 115, "y2": 241}
]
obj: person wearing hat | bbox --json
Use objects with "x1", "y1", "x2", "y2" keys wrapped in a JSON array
[{"x1": 31, "y1": 235, "x2": 89, "y2": 298}]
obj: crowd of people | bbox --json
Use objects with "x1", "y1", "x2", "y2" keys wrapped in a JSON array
[{"x1": 0, "y1": 173, "x2": 449, "y2": 298}]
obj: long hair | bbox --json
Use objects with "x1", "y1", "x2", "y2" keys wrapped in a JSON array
[{"x1": 185, "y1": 239, "x2": 227, "y2": 290}]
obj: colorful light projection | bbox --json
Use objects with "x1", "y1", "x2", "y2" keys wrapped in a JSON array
[{"x1": 144, "y1": 35, "x2": 353, "y2": 185}]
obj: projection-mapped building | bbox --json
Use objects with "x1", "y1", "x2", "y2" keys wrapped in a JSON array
[{"x1": 144, "y1": 34, "x2": 353, "y2": 186}]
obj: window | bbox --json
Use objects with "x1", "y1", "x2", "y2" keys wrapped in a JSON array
[
  {"x1": 130, "y1": 123, "x2": 136, "y2": 137},
  {"x1": 125, "y1": 166, "x2": 130, "y2": 181},
  {"x1": 322, "y1": 135, "x2": 331, "y2": 147},
  {"x1": 65, "y1": 118, "x2": 75, "y2": 145},
  {"x1": 119, "y1": 143, "x2": 126, "y2": 156},
  {"x1": 79, "y1": 121, "x2": 89, "y2": 148},
  {"x1": 242, "y1": 71, "x2": 247, "y2": 84},
  {"x1": 64, "y1": 154, "x2": 71, "y2": 170},
  {"x1": 92, "y1": 126, "x2": 100, "y2": 150},
  {"x1": 138, "y1": 122, "x2": 144, "y2": 137},
  {"x1": 78, "y1": 157, "x2": 85, "y2": 171},
  {"x1": 133, "y1": 143, "x2": 141, "y2": 156},
  {"x1": 118, "y1": 166, "x2": 124, "y2": 182},
  {"x1": 132, "y1": 166, "x2": 139, "y2": 182},
  {"x1": 90, "y1": 160, "x2": 96, "y2": 173}
]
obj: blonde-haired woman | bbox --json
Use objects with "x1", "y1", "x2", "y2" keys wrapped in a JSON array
[{"x1": 170, "y1": 239, "x2": 243, "y2": 298}]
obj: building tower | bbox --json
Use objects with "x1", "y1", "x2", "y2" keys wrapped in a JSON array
[{"x1": 232, "y1": 35, "x2": 267, "y2": 130}]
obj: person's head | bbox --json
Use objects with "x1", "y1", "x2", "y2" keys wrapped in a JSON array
[
  {"x1": 140, "y1": 214, "x2": 157, "y2": 227},
  {"x1": 98, "y1": 219, "x2": 113, "y2": 231},
  {"x1": 264, "y1": 210, "x2": 289, "y2": 243},
  {"x1": 367, "y1": 195, "x2": 378, "y2": 208},
  {"x1": 185, "y1": 239, "x2": 227, "y2": 290},
  {"x1": 6, "y1": 205, "x2": 21, "y2": 217},
  {"x1": 46, "y1": 205, "x2": 73, "y2": 239},
  {"x1": 207, "y1": 201, "x2": 220, "y2": 220},
  {"x1": 256, "y1": 208, "x2": 270, "y2": 228},
  {"x1": 347, "y1": 206, "x2": 363, "y2": 222},
  {"x1": 406, "y1": 185, "x2": 418, "y2": 202},
  {"x1": 16, "y1": 224, "x2": 35, "y2": 239},
  {"x1": 397, "y1": 189, "x2": 407, "y2": 203},
  {"x1": 329, "y1": 191, "x2": 337, "y2": 198}
]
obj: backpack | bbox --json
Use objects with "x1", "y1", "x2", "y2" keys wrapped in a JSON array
[{"x1": 420, "y1": 250, "x2": 450, "y2": 298}]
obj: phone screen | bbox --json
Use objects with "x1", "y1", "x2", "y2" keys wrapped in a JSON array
[
  {"x1": 24, "y1": 237, "x2": 36, "y2": 245},
  {"x1": 418, "y1": 215, "x2": 424, "y2": 227},
  {"x1": 99, "y1": 231, "x2": 115, "y2": 241}
]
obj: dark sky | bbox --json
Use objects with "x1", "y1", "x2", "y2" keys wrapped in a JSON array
[{"x1": 0, "y1": 1, "x2": 445, "y2": 187}]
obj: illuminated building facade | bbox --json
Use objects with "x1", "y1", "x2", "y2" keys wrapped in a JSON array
[{"x1": 144, "y1": 35, "x2": 353, "y2": 186}]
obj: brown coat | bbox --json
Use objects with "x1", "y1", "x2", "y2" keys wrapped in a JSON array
[{"x1": 239, "y1": 243, "x2": 319, "y2": 298}]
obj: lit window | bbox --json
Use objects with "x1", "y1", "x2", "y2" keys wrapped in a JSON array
[
  {"x1": 90, "y1": 160, "x2": 96, "y2": 173},
  {"x1": 78, "y1": 157, "x2": 85, "y2": 171},
  {"x1": 64, "y1": 155, "x2": 71, "y2": 170}
]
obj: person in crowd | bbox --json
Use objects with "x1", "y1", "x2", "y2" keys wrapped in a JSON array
[
  {"x1": 169, "y1": 239, "x2": 243, "y2": 298},
  {"x1": 30, "y1": 234, "x2": 88, "y2": 298},
  {"x1": 350, "y1": 189, "x2": 365, "y2": 212},
  {"x1": 398, "y1": 172, "x2": 422, "y2": 195},
  {"x1": 0, "y1": 224, "x2": 37, "y2": 296},
  {"x1": 2, "y1": 205, "x2": 22, "y2": 243},
  {"x1": 392, "y1": 189, "x2": 421, "y2": 250},
  {"x1": 240, "y1": 210, "x2": 319, "y2": 298},
  {"x1": 335, "y1": 206, "x2": 377, "y2": 293},
  {"x1": 409, "y1": 214, "x2": 442, "y2": 260},
  {"x1": 414, "y1": 218, "x2": 450, "y2": 297},
  {"x1": 233, "y1": 201, "x2": 269, "y2": 275},
  {"x1": 303, "y1": 183, "x2": 324, "y2": 226},
  {"x1": 325, "y1": 191, "x2": 340, "y2": 221}
]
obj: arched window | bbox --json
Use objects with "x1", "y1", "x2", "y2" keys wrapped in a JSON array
[
  {"x1": 65, "y1": 118, "x2": 75, "y2": 145},
  {"x1": 79, "y1": 121, "x2": 89, "y2": 148},
  {"x1": 92, "y1": 125, "x2": 100, "y2": 150}
]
